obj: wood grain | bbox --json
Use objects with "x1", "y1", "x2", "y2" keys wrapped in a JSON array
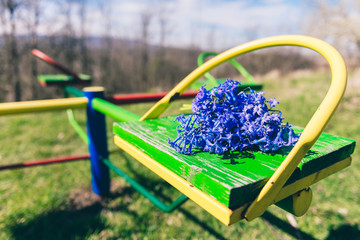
[{"x1": 113, "y1": 116, "x2": 355, "y2": 209}]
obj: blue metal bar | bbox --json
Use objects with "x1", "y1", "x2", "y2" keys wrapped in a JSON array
[
  {"x1": 84, "y1": 87, "x2": 110, "y2": 196},
  {"x1": 83, "y1": 86, "x2": 187, "y2": 209}
]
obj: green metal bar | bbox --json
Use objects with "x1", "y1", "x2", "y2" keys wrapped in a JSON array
[
  {"x1": 197, "y1": 53, "x2": 218, "y2": 88},
  {"x1": 91, "y1": 98, "x2": 140, "y2": 122},
  {"x1": 62, "y1": 86, "x2": 88, "y2": 144},
  {"x1": 197, "y1": 52, "x2": 256, "y2": 87},
  {"x1": 103, "y1": 158, "x2": 188, "y2": 213},
  {"x1": 228, "y1": 58, "x2": 256, "y2": 83},
  {"x1": 66, "y1": 109, "x2": 88, "y2": 144},
  {"x1": 65, "y1": 86, "x2": 85, "y2": 97}
]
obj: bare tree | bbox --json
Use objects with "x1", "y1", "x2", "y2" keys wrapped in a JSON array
[
  {"x1": 61, "y1": 0, "x2": 78, "y2": 69},
  {"x1": 23, "y1": 0, "x2": 41, "y2": 99},
  {"x1": 149, "y1": 2, "x2": 173, "y2": 90},
  {"x1": 78, "y1": 0, "x2": 92, "y2": 75},
  {"x1": 139, "y1": 8, "x2": 153, "y2": 89},
  {"x1": 305, "y1": 0, "x2": 360, "y2": 66},
  {"x1": 206, "y1": 26, "x2": 217, "y2": 50},
  {"x1": 1, "y1": 0, "x2": 22, "y2": 101},
  {"x1": 158, "y1": 3, "x2": 172, "y2": 56},
  {"x1": 97, "y1": 0, "x2": 113, "y2": 90},
  {"x1": 0, "y1": 3, "x2": 7, "y2": 101}
]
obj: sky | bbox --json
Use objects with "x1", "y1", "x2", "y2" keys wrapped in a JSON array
[
  {"x1": 83, "y1": 0, "x2": 312, "y2": 49},
  {"x1": 7, "y1": 0, "x2": 317, "y2": 50}
]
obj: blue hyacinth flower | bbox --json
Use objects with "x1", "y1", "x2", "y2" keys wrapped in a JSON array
[{"x1": 169, "y1": 79, "x2": 300, "y2": 155}]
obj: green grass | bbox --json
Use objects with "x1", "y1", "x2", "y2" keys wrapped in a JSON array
[{"x1": 0, "y1": 71, "x2": 359, "y2": 239}]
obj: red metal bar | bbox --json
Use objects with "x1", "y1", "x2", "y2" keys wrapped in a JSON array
[
  {"x1": 32, "y1": 49, "x2": 88, "y2": 84},
  {"x1": 0, "y1": 154, "x2": 90, "y2": 171},
  {"x1": 106, "y1": 91, "x2": 198, "y2": 105}
]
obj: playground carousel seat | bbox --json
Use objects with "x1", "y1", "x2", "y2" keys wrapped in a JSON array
[{"x1": 112, "y1": 35, "x2": 355, "y2": 225}]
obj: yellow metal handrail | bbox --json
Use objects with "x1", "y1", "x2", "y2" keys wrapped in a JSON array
[
  {"x1": 0, "y1": 97, "x2": 88, "y2": 116},
  {"x1": 140, "y1": 35, "x2": 347, "y2": 220}
]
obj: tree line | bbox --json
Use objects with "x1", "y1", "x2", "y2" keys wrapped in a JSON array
[
  {"x1": 2, "y1": 0, "x2": 357, "y2": 102},
  {"x1": 0, "y1": 0, "x2": 208, "y2": 102}
]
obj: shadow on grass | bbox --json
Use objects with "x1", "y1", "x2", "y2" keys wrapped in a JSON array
[
  {"x1": 7, "y1": 202, "x2": 105, "y2": 240},
  {"x1": 6, "y1": 185, "x2": 138, "y2": 240},
  {"x1": 325, "y1": 223, "x2": 360, "y2": 240},
  {"x1": 109, "y1": 163, "x2": 228, "y2": 240},
  {"x1": 261, "y1": 211, "x2": 317, "y2": 240},
  {"x1": 7, "y1": 180, "x2": 359, "y2": 240},
  {"x1": 6, "y1": 179, "x2": 227, "y2": 240},
  {"x1": 261, "y1": 212, "x2": 360, "y2": 240}
]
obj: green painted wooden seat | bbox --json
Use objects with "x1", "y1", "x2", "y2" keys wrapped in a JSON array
[
  {"x1": 113, "y1": 35, "x2": 355, "y2": 225},
  {"x1": 114, "y1": 116, "x2": 354, "y2": 209}
]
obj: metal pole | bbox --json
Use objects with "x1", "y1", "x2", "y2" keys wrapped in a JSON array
[
  {"x1": 84, "y1": 86, "x2": 110, "y2": 196},
  {"x1": 0, "y1": 154, "x2": 90, "y2": 171},
  {"x1": 92, "y1": 98, "x2": 140, "y2": 122},
  {"x1": 0, "y1": 97, "x2": 87, "y2": 116}
]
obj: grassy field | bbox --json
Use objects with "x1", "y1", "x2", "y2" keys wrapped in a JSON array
[{"x1": 0, "y1": 71, "x2": 359, "y2": 239}]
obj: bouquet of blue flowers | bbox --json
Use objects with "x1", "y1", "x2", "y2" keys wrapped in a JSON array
[{"x1": 169, "y1": 79, "x2": 300, "y2": 155}]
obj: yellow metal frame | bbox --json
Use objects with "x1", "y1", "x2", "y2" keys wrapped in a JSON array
[
  {"x1": 0, "y1": 97, "x2": 88, "y2": 116},
  {"x1": 115, "y1": 135, "x2": 351, "y2": 225},
  {"x1": 139, "y1": 35, "x2": 348, "y2": 221}
]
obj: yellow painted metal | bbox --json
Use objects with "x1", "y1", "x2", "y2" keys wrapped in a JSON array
[
  {"x1": 140, "y1": 35, "x2": 346, "y2": 121},
  {"x1": 292, "y1": 188, "x2": 313, "y2": 217},
  {"x1": 0, "y1": 97, "x2": 88, "y2": 116},
  {"x1": 114, "y1": 135, "x2": 235, "y2": 225},
  {"x1": 276, "y1": 188, "x2": 313, "y2": 217},
  {"x1": 244, "y1": 36, "x2": 346, "y2": 220},
  {"x1": 273, "y1": 157, "x2": 351, "y2": 203},
  {"x1": 114, "y1": 133, "x2": 351, "y2": 225},
  {"x1": 83, "y1": 86, "x2": 105, "y2": 92},
  {"x1": 139, "y1": 35, "x2": 347, "y2": 221}
]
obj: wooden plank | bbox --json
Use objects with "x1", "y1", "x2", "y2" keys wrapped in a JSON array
[
  {"x1": 113, "y1": 116, "x2": 355, "y2": 209},
  {"x1": 297, "y1": 130, "x2": 355, "y2": 176},
  {"x1": 114, "y1": 134, "x2": 352, "y2": 225},
  {"x1": 114, "y1": 135, "x2": 236, "y2": 225}
]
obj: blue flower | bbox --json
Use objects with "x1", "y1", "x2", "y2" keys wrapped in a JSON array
[
  {"x1": 267, "y1": 98, "x2": 279, "y2": 108},
  {"x1": 169, "y1": 79, "x2": 300, "y2": 155}
]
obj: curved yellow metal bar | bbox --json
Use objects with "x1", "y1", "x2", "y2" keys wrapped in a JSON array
[
  {"x1": 0, "y1": 97, "x2": 88, "y2": 116},
  {"x1": 141, "y1": 35, "x2": 347, "y2": 221}
]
